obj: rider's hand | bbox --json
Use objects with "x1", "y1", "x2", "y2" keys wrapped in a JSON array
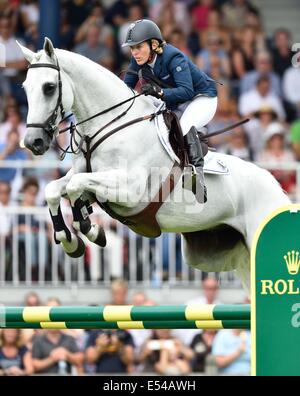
[{"x1": 141, "y1": 83, "x2": 164, "y2": 99}]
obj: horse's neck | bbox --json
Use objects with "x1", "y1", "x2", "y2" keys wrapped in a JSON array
[
  {"x1": 57, "y1": 50, "x2": 153, "y2": 136},
  {"x1": 56, "y1": 51, "x2": 174, "y2": 214}
]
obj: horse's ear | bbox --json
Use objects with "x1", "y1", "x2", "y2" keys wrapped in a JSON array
[
  {"x1": 43, "y1": 37, "x2": 55, "y2": 58},
  {"x1": 16, "y1": 41, "x2": 35, "y2": 63}
]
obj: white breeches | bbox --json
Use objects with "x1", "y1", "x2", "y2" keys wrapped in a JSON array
[{"x1": 175, "y1": 95, "x2": 218, "y2": 136}]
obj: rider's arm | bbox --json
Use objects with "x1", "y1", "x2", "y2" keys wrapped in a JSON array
[
  {"x1": 161, "y1": 53, "x2": 195, "y2": 105},
  {"x1": 124, "y1": 58, "x2": 139, "y2": 89}
]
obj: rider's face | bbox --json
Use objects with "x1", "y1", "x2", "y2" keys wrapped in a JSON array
[{"x1": 130, "y1": 42, "x2": 151, "y2": 65}]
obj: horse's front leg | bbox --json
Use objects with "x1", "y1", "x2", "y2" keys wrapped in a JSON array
[
  {"x1": 45, "y1": 169, "x2": 86, "y2": 258},
  {"x1": 66, "y1": 169, "x2": 147, "y2": 246}
]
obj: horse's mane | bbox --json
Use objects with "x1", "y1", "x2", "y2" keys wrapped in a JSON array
[{"x1": 58, "y1": 49, "x2": 128, "y2": 87}]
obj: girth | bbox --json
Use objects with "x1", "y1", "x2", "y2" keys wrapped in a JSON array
[
  {"x1": 82, "y1": 110, "x2": 184, "y2": 238},
  {"x1": 95, "y1": 164, "x2": 182, "y2": 238}
]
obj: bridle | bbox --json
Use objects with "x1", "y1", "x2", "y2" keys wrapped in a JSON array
[
  {"x1": 24, "y1": 58, "x2": 164, "y2": 170},
  {"x1": 26, "y1": 60, "x2": 65, "y2": 139}
]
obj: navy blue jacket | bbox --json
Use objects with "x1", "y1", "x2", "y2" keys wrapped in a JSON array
[{"x1": 124, "y1": 44, "x2": 217, "y2": 110}]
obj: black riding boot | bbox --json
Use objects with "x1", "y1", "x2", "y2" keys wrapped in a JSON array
[{"x1": 183, "y1": 126, "x2": 207, "y2": 203}]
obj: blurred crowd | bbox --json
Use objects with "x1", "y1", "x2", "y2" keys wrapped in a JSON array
[
  {"x1": 0, "y1": 278, "x2": 251, "y2": 376},
  {"x1": 0, "y1": 0, "x2": 300, "y2": 204}
]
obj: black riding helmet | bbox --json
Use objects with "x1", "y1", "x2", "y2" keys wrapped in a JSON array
[{"x1": 122, "y1": 19, "x2": 163, "y2": 47}]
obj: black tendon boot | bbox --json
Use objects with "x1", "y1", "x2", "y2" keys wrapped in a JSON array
[{"x1": 183, "y1": 126, "x2": 207, "y2": 203}]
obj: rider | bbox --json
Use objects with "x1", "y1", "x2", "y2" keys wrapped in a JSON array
[{"x1": 122, "y1": 19, "x2": 218, "y2": 203}]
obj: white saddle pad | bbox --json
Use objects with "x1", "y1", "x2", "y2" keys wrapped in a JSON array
[{"x1": 154, "y1": 113, "x2": 229, "y2": 175}]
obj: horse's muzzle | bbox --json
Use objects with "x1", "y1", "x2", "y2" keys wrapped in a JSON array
[{"x1": 24, "y1": 135, "x2": 49, "y2": 155}]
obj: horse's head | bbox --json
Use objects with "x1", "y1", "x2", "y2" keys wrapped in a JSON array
[{"x1": 17, "y1": 38, "x2": 74, "y2": 155}]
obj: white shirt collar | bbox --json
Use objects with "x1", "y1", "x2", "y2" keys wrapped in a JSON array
[{"x1": 147, "y1": 54, "x2": 157, "y2": 69}]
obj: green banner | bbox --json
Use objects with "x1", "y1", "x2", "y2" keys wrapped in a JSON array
[{"x1": 252, "y1": 204, "x2": 300, "y2": 376}]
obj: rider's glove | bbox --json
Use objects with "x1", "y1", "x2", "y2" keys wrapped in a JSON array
[{"x1": 141, "y1": 83, "x2": 164, "y2": 99}]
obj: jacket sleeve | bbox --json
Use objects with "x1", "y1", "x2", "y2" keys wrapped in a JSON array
[
  {"x1": 162, "y1": 53, "x2": 195, "y2": 105},
  {"x1": 124, "y1": 58, "x2": 139, "y2": 89}
]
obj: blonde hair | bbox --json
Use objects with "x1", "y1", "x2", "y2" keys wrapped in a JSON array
[
  {"x1": 151, "y1": 39, "x2": 166, "y2": 55},
  {"x1": 111, "y1": 279, "x2": 128, "y2": 292}
]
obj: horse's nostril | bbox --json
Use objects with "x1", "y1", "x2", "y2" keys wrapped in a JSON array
[{"x1": 32, "y1": 138, "x2": 44, "y2": 152}]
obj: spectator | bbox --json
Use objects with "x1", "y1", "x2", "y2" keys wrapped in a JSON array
[
  {"x1": 196, "y1": 32, "x2": 231, "y2": 78},
  {"x1": 0, "y1": 15, "x2": 27, "y2": 108},
  {"x1": 150, "y1": 0, "x2": 191, "y2": 36},
  {"x1": 270, "y1": 29, "x2": 293, "y2": 78},
  {"x1": 0, "y1": 106, "x2": 26, "y2": 146},
  {"x1": 244, "y1": 106, "x2": 278, "y2": 158},
  {"x1": 168, "y1": 28, "x2": 191, "y2": 57},
  {"x1": 200, "y1": 7, "x2": 231, "y2": 53},
  {"x1": 19, "y1": 0, "x2": 39, "y2": 30},
  {"x1": 191, "y1": 0, "x2": 214, "y2": 32},
  {"x1": 190, "y1": 329, "x2": 217, "y2": 372},
  {"x1": 244, "y1": 8, "x2": 265, "y2": 43},
  {"x1": 104, "y1": 0, "x2": 132, "y2": 28},
  {"x1": 45, "y1": 297, "x2": 87, "y2": 356},
  {"x1": 24, "y1": 291, "x2": 41, "y2": 307},
  {"x1": 240, "y1": 51, "x2": 281, "y2": 96},
  {"x1": 32, "y1": 296, "x2": 84, "y2": 375},
  {"x1": 258, "y1": 122, "x2": 296, "y2": 194},
  {"x1": 221, "y1": 127, "x2": 254, "y2": 161},
  {"x1": 173, "y1": 278, "x2": 221, "y2": 345},
  {"x1": 74, "y1": 3, "x2": 113, "y2": 49},
  {"x1": 139, "y1": 329, "x2": 194, "y2": 375},
  {"x1": 85, "y1": 328, "x2": 135, "y2": 374},
  {"x1": 109, "y1": 279, "x2": 128, "y2": 305},
  {"x1": 118, "y1": 4, "x2": 145, "y2": 57},
  {"x1": 0, "y1": 16, "x2": 27, "y2": 79},
  {"x1": 0, "y1": 129, "x2": 27, "y2": 184},
  {"x1": 189, "y1": 277, "x2": 221, "y2": 305},
  {"x1": 23, "y1": 19, "x2": 39, "y2": 51},
  {"x1": 212, "y1": 329, "x2": 251, "y2": 375},
  {"x1": 0, "y1": 329, "x2": 34, "y2": 376},
  {"x1": 15, "y1": 177, "x2": 42, "y2": 280},
  {"x1": 32, "y1": 328, "x2": 84, "y2": 375},
  {"x1": 21, "y1": 290, "x2": 41, "y2": 350},
  {"x1": 46, "y1": 297, "x2": 61, "y2": 307},
  {"x1": 74, "y1": 24, "x2": 114, "y2": 69},
  {"x1": 132, "y1": 291, "x2": 147, "y2": 306},
  {"x1": 231, "y1": 26, "x2": 256, "y2": 81},
  {"x1": 222, "y1": 0, "x2": 256, "y2": 29},
  {"x1": 63, "y1": 0, "x2": 91, "y2": 30},
  {"x1": 239, "y1": 75, "x2": 285, "y2": 120}
]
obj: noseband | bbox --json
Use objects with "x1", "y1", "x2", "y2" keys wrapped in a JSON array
[{"x1": 26, "y1": 61, "x2": 65, "y2": 139}]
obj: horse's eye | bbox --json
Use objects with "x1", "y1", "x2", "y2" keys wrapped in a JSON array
[{"x1": 43, "y1": 83, "x2": 56, "y2": 96}]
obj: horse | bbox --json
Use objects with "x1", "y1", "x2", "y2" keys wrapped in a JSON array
[{"x1": 17, "y1": 38, "x2": 290, "y2": 291}]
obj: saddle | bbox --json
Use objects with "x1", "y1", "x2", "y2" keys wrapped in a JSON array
[
  {"x1": 98, "y1": 111, "x2": 210, "y2": 238},
  {"x1": 162, "y1": 110, "x2": 209, "y2": 166}
]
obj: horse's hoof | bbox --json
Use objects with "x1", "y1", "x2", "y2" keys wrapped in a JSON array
[
  {"x1": 66, "y1": 236, "x2": 86, "y2": 258},
  {"x1": 94, "y1": 227, "x2": 107, "y2": 247}
]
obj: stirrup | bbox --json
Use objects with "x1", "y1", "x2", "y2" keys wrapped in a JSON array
[
  {"x1": 182, "y1": 165, "x2": 207, "y2": 203},
  {"x1": 182, "y1": 165, "x2": 194, "y2": 188}
]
